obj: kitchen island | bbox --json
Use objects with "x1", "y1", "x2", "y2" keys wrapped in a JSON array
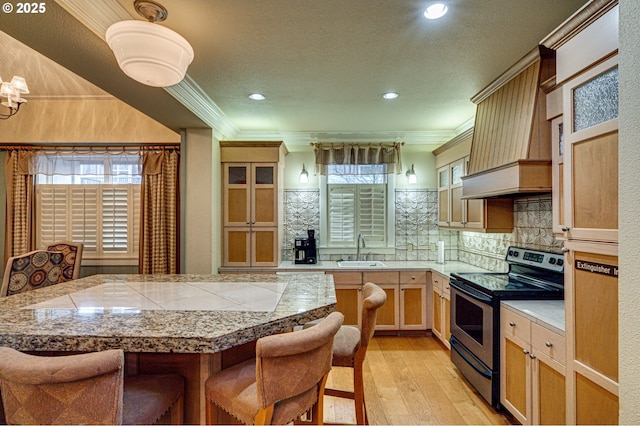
[{"x1": 0, "y1": 273, "x2": 336, "y2": 424}]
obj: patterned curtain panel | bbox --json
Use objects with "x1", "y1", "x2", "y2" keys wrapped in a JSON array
[
  {"x1": 139, "y1": 150, "x2": 180, "y2": 274},
  {"x1": 312, "y1": 142, "x2": 403, "y2": 175},
  {"x1": 3, "y1": 151, "x2": 36, "y2": 263}
]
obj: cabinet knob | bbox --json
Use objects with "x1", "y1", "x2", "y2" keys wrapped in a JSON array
[
  {"x1": 401, "y1": 287, "x2": 405, "y2": 291},
  {"x1": 545, "y1": 341, "x2": 553, "y2": 347},
  {"x1": 529, "y1": 353, "x2": 536, "y2": 359},
  {"x1": 561, "y1": 247, "x2": 570, "y2": 253},
  {"x1": 560, "y1": 225, "x2": 571, "y2": 232},
  {"x1": 509, "y1": 321, "x2": 516, "y2": 327},
  {"x1": 446, "y1": 285, "x2": 449, "y2": 290},
  {"x1": 523, "y1": 349, "x2": 529, "y2": 355},
  {"x1": 434, "y1": 280, "x2": 438, "y2": 284},
  {"x1": 411, "y1": 276, "x2": 416, "y2": 280}
]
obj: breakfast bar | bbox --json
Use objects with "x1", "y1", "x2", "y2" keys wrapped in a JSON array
[{"x1": 0, "y1": 273, "x2": 336, "y2": 424}]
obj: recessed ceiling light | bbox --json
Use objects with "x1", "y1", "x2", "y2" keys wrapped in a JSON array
[
  {"x1": 248, "y1": 93, "x2": 265, "y2": 100},
  {"x1": 382, "y1": 92, "x2": 399, "y2": 100},
  {"x1": 424, "y1": 3, "x2": 448, "y2": 19}
]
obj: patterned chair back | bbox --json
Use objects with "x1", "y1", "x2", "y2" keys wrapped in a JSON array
[
  {"x1": 1, "y1": 250, "x2": 65, "y2": 297},
  {"x1": 46, "y1": 241, "x2": 83, "y2": 282}
]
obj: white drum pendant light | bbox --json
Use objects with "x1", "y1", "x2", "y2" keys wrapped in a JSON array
[{"x1": 106, "y1": 0, "x2": 194, "y2": 87}]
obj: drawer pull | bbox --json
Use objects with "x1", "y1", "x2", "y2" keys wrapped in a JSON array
[
  {"x1": 509, "y1": 321, "x2": 516, "y2": 327},
  {"x1": 523, "y1": 349, "x2": 529, "y2": 355},
  {"x1": 529, "y1": 353, "x2": 536, "y2": 359},
  {"x1": 545, "y1": 341, "x2": 553, "y2": 347}
]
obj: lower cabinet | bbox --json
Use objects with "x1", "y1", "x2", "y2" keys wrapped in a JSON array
[
  {"x1": 223, "y1": 227, "x2": 278, "y2": 267},
  {"x1": 329, "y1": 270, "x2": 429, "y2": 333},
  {"x1": 431, "y1": 272, "x2": 450, "y2": 349},
  {"x1": 331, "y1": 272, "x2": 364, "y2": 328},
  {"x1": 500, "y1": 307, "x2": 566, "y2": 425}
]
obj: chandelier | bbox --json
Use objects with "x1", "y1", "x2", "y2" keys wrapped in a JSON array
[
  {"x1": 0, "y1": 75, "x2": 28, "y2": 120},
  {"x1": 105, "y1": 0, "x2": 194, "y2": 87}
]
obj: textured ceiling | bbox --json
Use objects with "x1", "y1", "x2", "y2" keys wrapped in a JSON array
[{"x1": 1, "y1": 0, "x2": 587, "y2": 145}]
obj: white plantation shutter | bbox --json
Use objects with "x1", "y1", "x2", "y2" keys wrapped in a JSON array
[
  {"x1": 328, "y1": 184, "x2": 386, "y2": 246},
  {"x1": 329, "y1": 186, "x2": 356, "y2": 243},
  {"x1": 70, "y1": 187, "x2": 98, "y2": 255},
  {"x1": 36, "y1": 184, "x2": 140, "y2": 259},
  {"x1": 358, "y1": 186, "x2": 386, "y2": 243},
  {"x1": 37, "y1": 186, "x2": 69, "y2": 245},
  {"x1": 102, "y1": 187, "x2": 129, "y2": 254}
]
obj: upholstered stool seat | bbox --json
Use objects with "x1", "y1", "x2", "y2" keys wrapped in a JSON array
[
  {"x1": 205, "y1": 311, "x2": 344, "y2": 425},
  {"x1": 0, "y1": 347, "x2": 184, "y2": 425}
]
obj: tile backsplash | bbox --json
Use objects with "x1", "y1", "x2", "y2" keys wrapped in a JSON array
[{"x1": 282, "y1": 188, "x2": 558, "y2": 271}]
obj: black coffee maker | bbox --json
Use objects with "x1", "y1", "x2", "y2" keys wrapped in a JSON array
[{"x1": 294, "y1": 229, "x2": 317, "y2": 264}]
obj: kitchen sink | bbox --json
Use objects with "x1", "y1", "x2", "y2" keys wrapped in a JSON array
[{"x1": 336, "y1": 260, "x2": 387, "y2": 268}]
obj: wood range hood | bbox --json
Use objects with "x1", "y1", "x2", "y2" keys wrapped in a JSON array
[{"x1": 462, "y1": 46, "x2": 556, "y2": 199}]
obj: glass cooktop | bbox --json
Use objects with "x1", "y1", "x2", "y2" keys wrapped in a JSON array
[{"x1": 451, "y1": 273, "x2": 562, "y2": 293}]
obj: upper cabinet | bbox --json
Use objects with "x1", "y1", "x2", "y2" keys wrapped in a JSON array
[
  {"x1": 434, "y1": 130, "x2": 513, "y2": 233},
  {"x1": 221, "y1": 142, "x2": 287, "y2": 267},
  {"x1": 462, "y1": 46, "x2": 555, "y2": 199}
]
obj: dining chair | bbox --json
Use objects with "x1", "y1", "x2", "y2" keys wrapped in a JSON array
[
  {"x1": 0, "y1": 250, "x2": 64, "y2": 297},
  {"x1": 0, "y1": 347, "x2": 184, "y2": 425},
  {"x1": 304, "y1": 282, "x2": 387, "y2": 425},
  {"x1": 205, "y1": 311, "x2": 344, "y2": 425},
  {"x1": 46, "y1": 241, "x2": 84, "y2": 281}
]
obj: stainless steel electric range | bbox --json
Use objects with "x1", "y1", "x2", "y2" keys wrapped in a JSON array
[{"x1": 449, "y1": 246, "x2": 565, "y2": 408}]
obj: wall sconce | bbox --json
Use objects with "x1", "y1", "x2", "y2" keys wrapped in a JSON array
[
  {"x1": 105, "y1": 0, "x2": 194, "y2": 87},
  {"x1": 299, "y1": 164, "x2": 309, "y2": 183},
  {"x1": 406, "y1": 164, "x2": 417, "y2": 184},
  {"x1": 0, "y1": 75, "x2": 29, "y2": 120}
]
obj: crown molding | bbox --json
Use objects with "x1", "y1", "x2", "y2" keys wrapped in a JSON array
[{"x1": 540, "y1": 0, "x2": 618, "y2": 50}]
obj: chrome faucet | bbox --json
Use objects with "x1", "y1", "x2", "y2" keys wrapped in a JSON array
[{"x1": 356, "y1": 234, "x2": 366, "y2": 261}]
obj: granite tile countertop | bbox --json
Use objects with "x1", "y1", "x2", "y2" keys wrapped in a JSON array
[
  {"x1": 221, "y1": 260, "x2": 492, "y2": 277},
  {"x1": 0, "y1": 273, "x2": 336, "y2": 354},
  {"x1": 501, "y1": 300, "x2": 565, "y2": 335}
]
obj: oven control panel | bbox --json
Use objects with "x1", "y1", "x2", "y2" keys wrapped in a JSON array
[{"x1": 506, "y1": 247, "x2": 564, "y2": 273}]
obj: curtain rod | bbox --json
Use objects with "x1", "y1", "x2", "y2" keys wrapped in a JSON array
[
  {"x1": 310, "y1": 141, "x2": 405, "y2": 147},
  {"x1": 0, "y1": 143, "x2": 180, "y2": 152}
]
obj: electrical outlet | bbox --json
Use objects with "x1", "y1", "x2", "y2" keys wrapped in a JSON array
[
  {"x1": 430, "y1": 243, "x2": 436, "y2": 250},
  {"x1": 407, "y1": 243, "x2": 413, "y2": 251}
]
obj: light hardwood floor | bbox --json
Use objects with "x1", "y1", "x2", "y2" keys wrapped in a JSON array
[{"x1": 323, "y1": 336, "x2": 512, "y2": 425}]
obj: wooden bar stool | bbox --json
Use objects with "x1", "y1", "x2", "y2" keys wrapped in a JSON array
[{"x1": 305, "y1": 282, "x2": 387, "y2": 425}]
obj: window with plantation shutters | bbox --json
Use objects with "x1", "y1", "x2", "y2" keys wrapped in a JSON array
[
  {"x1": 327, "y1": 184, "x2": 386, "y2": 246},
  {"x1": 36, "y1": 184, "x2": 140, "y2": 260}
]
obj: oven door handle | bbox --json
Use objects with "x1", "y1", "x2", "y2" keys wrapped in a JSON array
[
  {"x1": 450, "y1": 280, "x2": 492, "y2": 304},
  {"x1": 450, "y1": 336, "x2": 492, "y2": 379}
]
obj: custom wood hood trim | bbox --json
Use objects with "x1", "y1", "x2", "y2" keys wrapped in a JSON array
[{"x1": 461, "y1": 160, "x2": 552, "y2": 199}]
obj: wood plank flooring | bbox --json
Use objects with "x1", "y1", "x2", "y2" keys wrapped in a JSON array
[{"x1": 323, "y1": 336, "x2": 512, "y2": 425}]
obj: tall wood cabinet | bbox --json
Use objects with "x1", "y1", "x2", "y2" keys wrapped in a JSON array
[
  {"x1": 221, "y1": 142, "x2": 286, "y2": 267},
  {"x1": 542, "y1": 2, "x2": 619, "y2": 423}
]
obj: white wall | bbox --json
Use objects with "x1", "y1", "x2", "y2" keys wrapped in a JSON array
[
  {"x1": 182, "y1": 128, "x2": 220, "y2": 273},
  {"x1": 618, "y1": 1, "x2": 640, "y2": 422}
]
